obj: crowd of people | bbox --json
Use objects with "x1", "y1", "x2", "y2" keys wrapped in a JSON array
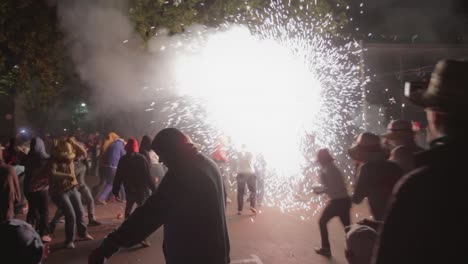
[{"x1": 1, "y1": 59, "x2": 467, "y2": 264}]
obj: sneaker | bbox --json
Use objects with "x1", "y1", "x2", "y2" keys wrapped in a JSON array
[
  {"x1": 65, "y1": 242, "x2": 76, "y2": 249},
  {"x1": 226, "y1": 198, "x2": 232, "y2": 203},
  {"x1": 237, "y1": 211, "x2": 242, "y2": 215},
  {"x1": 41, "y1": 235, "x2": 52, "y2": 243},
  {"x1": 141, "y1": 240, "x2": 151, "y2": 247},
  {"x1": 314, "y1": 247, "x2": 331, "y2": 257},
  {"x1": 96, "y1": 199, "x2": 107, "y2": 205},
  {"x1": 80, "y1": 234, "x2": 94, "y2": 241},
  {"x1": 88, "y1": 220, "x2": 102, "y2": 227},
  {"x1": 250, "y1": 207, "x2": 257, "y2": 215}
]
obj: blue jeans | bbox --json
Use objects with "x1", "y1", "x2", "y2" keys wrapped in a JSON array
[{"x1": 52, "y1": 187, "x2": 87, "y2": 243}]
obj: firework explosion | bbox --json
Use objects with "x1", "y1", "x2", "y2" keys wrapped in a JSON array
[{"x1": 149, "y1": 2, "x2": 365, "y2": 214}]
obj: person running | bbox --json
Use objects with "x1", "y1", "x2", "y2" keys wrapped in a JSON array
[
  {"x1": 236, "y1": 144, "x2": 257, "y2": 215},
  {"x1": 88, "y1": 128, "x2": 230, "y2": 264},
  {"x1": 313, "y1": 149, "x2": 351, "y2": 257}
]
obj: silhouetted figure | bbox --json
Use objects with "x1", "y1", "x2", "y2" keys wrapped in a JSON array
[
  {"x1": 314, "y1": 149, "x2": 351, "y2": 257},
  {"x1": 89, "y1": 128, "x2": 230, "y2": 264},
  {"x1": 236, "y1": 144, "x2": 257, "y2": 215},
  {"x1": 113, "y1": 138, "x2": 155, "y2": 218},
  {"x1": 345, "y1": 224, "x2": 377, "y2": 264},
  {"x1": 348, "y1": 133, "x2": 403, "y2": 221},
  {"x1": 373, "y1": 60, "x2": 468, "y2": 263},
  {"x1": 24, "y1": 138, "x2": 50, "y2": 239},
  {"x1": 0, "y1": 219, "x2": 49, "y2": 264}
]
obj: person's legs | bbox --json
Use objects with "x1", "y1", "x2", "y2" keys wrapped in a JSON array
[
  {"x1": 36, "y1": 190, "x2": 50, "y2": 237},
  {"x1": 247, "y1": 174, "x2": 257, "y2": 209},
  {"x1": 79, "y1": 185, "x2": 97, "y2": 223},
  {"x1": 69, "y1": 188, "x2": 88, "y2": 238},
  {"x1": 92, "y1": 166, "x2": 105, "y2": 197},
  {"x1": 318, "y1": 201, "x2": 339, "y2": 251},
  {"x1": 49, "y1": 207, "x2": 63, "y2": 234},
  {"x1": 237, "y1": 174, "x2": 247, "y2": 212},
  {"x1": 98, "y1": 167, "x2": 116, "y2": 202},
  {"x1": 257, "y1": 177, "x2": 265, "y2": 206},
  {"x1": 53, "y1": 191, "x2": 76, "y2": 244},
  {"x1": 337, "y1": 198, "x2": 352, "y2": 228}
]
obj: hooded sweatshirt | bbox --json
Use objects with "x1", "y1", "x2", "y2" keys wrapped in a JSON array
[{"x1": 113, "y1": 139, "x2": 155, "y2": 196}]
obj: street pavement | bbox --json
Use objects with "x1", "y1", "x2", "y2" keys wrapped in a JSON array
[{"x1": 45, "y1": 175, "x2": 371, "y2": 264}]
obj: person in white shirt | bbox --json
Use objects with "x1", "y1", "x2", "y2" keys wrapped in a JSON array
[
  {"x1": 236, "y1": 144, "x2": 256, "y2": 215},
  {"x1": 313, "y1": 148, "x2": 351, "y2": 257}
]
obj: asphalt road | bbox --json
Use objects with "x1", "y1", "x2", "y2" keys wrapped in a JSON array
[{"x1": 45, "y1": 189, "x2": 371, "y2": 264}]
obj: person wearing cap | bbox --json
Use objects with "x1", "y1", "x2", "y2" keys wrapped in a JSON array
[
  {"x1": 373, "y1": 60, "x2": 468, "y2": 264},
  {"x1": 0, "y1": 219, "x2": 49, "y2": 264},
  {"x1": 382, "y1": 120, "x2": 424, "y2": 173},
  {"x1": 348, "y1": 133, "x2": 403, "y2": 221},
  {"x1": 49, "y1": 138, "x2": 94, "y2": 249},
  {"x1": 0, "y1": 147, "x2": 21, "y2": 222},
  {"x1": 313, "y1": 149, "x2": 351, "y2": 257},
  {"x1": 88, "y1": 128, "x2": 230, "y2": 264},
  {"x1": 345, "y1": 224, "x2": 377, "y2": 264}
]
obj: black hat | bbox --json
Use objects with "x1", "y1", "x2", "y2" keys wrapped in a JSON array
[{"x1": 407, "y1": 60, "x2": 468, "y2": 113}]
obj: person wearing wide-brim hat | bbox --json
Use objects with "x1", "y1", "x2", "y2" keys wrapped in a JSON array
[
  {"x1": 382, "y1": 120, "x2": 424, "y2": 172},
  {"x1": 48, "y1": 138, "x2": 93, "y2": 249},
  {"x1": 348, "y1": 132, "x2": 388, "y2": 163},
  {"x1": 373, "y1": 60, "x2": 468, "y2": 264},
  {"x1": 348, "y1": 133, "x2": 403, "y2": 221},
  {"x1": 313, "y1": 149, "x2": 351, "y2": 257}
]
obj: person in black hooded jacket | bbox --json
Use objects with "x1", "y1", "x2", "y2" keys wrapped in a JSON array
[{"x1": 89, "y1": 128, "x2": 230, "y2": 264}]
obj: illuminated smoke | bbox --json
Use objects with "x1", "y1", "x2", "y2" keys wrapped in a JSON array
[{"x1": 148, "y1": 2, "x2": 365, "y2": 213}]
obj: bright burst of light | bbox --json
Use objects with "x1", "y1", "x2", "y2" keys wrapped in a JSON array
[
  {"x1": 150, "y1": 2, "x2": 365, "y2": 213},
  {"x1": 174, "y1": 26, "x2": 322, "y2": 175}
]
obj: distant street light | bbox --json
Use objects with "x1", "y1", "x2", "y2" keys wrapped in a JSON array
[{"x1": 81, "y1": 102, "x2": 86, "y2": 107}]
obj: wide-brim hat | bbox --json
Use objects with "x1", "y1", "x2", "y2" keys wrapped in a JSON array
[
  {"x1": 406, "y1": 60, "x2": 468, "y2": 113},
  {"x1": 382, "y1": 119, "x2": 414, "y2": 140},
  {"x1": 348, "y1": 132, "x2": 387, "y2": 162}
]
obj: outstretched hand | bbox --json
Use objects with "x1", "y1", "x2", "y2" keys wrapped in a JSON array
[{"x1": 88, "y1": 248, "x2": 107, "y2": 264}]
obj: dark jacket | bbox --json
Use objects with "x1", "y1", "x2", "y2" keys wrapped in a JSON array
[
  {"x1": 24, "y1": 138, "x2": 49, "y2": 194},
  {"x1": 373, "y1": 137, "x2": 468, "y2": 264},
  {"x1": 102, "y1": 139, "x2": 125, "y2": 168},
  {"x1": 113, "y1": 152, "x2": 155, "y2": 196},
  {"x1": 99, "y1": 151, "x2": 230, "y2": 264},
  {"x1": 352, "y1": 160, "x2": 403, "y2": 221}
]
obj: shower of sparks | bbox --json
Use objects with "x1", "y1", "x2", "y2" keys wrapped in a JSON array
[{"x1": 149, "y1": 2, "x2": 366, "y2": 214}]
